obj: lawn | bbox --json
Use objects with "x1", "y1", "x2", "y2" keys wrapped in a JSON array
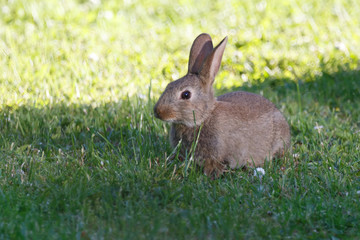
[{"x1": 1, "y1": 0, "x2": 360, "y2": 239}]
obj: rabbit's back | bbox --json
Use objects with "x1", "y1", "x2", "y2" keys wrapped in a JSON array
[
  {"x1": 211, "y1": 91, "x2": 291, "y2": 167},
  {"x1": 217, "y1": 91, "x2": 278, "y2": 120}
]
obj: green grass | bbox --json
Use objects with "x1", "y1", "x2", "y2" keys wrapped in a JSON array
[{"x1": 1, "y1": 0, "x2": 360, "y2": 239}]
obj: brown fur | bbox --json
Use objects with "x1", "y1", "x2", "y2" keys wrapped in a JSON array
[{"x1": 154, "y1": 33, "x2": 291, "y2": 178}]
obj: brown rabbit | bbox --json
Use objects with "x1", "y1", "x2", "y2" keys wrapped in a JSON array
[{"x1": 154, "y1": 33, "x2": 291, "y2": 178}]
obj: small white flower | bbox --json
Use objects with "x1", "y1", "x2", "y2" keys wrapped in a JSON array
[
  {"x1": 314, "y1": 125, "x2": 324, "y2": 130},
  {"x1": 254, "y1": 167, "x2": 265, "y2": 179},
  {"x1": 357, "y1": 190, "x2": 360, "y2": 195},
  {"x1": 293, "y1": 153, "x2": 300, "y2": 159},
  {"x1": 314, "y1": 124, "x2": 324, "y2": 134}
]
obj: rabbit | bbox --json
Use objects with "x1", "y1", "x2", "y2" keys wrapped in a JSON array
[{"x1": 154, "y1": 33, "x2": 291, "y2": 178}]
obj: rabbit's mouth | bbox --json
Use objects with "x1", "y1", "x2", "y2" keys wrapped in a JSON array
[
  {"x1": 155, "y1": 110, "x2": 198, "y2": 127},
  {"x1": 158, "y1": 116, "x2": 176, "y2": 122}
]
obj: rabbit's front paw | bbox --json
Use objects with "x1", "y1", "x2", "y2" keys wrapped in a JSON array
[{"x1": 203, "y1": 159, "x2": 225, "y2": 179}]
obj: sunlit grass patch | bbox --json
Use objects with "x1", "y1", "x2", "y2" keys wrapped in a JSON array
[{"x1": 1, "y1": 0, "x2": 360, "y2": 107}]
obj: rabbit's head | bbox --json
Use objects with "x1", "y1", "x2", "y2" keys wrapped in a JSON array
[{"x1": 154, "y1": 33, "x2": 228, "y2": 127}]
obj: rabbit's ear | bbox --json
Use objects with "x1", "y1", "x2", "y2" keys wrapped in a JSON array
[
  {"x1": 199, "y1": 36, "x2": 228, "y2": 85},
  {"x1": 188, "y1": 33, "x2": 213, "y2": 74}
]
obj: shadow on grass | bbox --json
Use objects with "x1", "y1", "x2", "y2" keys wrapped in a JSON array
[
  {"x1": 0, "y1": 100, "x2": 170, "y2": 162},
  {"x1": 217, "y1": 67, "x2": 360, "y2": 110}
]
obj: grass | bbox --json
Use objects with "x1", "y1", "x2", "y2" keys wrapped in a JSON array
[{"x1": 1, "y1": 0, "x2": 360, "y2": 239}]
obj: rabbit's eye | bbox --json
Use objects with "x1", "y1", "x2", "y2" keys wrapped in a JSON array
[{"x1": 181, "y1": 90, "x2": 191, "y2": 100}]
